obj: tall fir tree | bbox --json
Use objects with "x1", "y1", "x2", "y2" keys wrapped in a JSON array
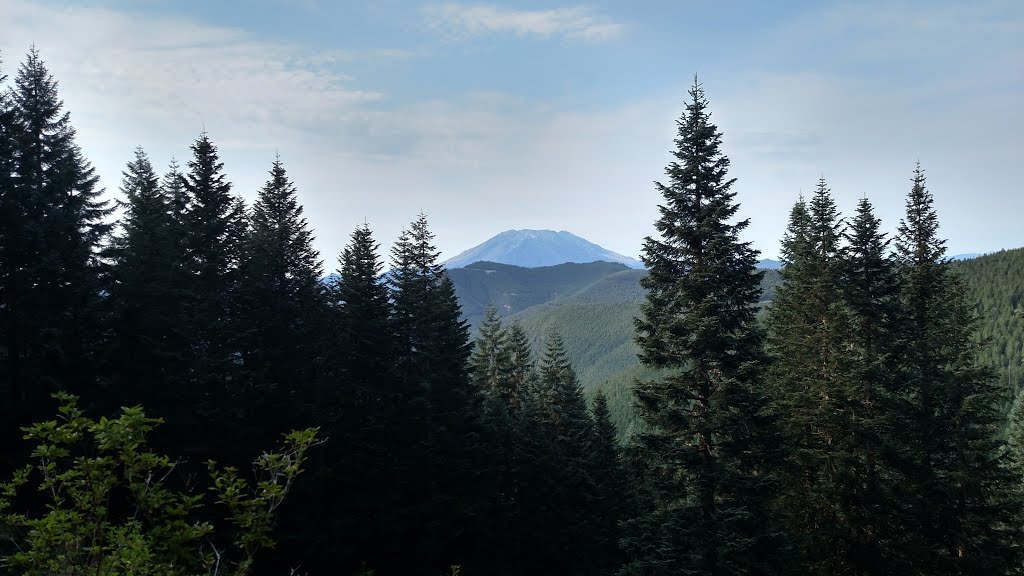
[
  {"x1": 289, "y1": 222, "x2": 396, "y2": 575},
  {"x1": 623, "y1": 80, "x2": 776, "y2": 576},
  {"x1": 468, "y1": 306, "x2": 533, "y2": 575},
  {"x1": 767, "y1": 180, "x2": 861, "y2": 575},
  {"x1": 503, "y1": 321, "x2": 535, "y2": 412},
  {"x1": 388, "y1": 213, "x2": 486, "y2": 574},
  {"x1": 839, "y1": 195, "x2": 904, "y2": 574},
  {"x1": 176, "y1": 131, "x2": 248, "y2": 461},
  {"x1": 0, "y1": 51, "x2": 17, "y2": 468},
  {"x1": 104, "y1": 147, "x2": 190, "y2": 412},
  {"x1": 236, "y1": 156, "x2": 325, "y2": 445},
  {"x1": 234, "y1": 158, "x2": 328, "y2": 575},
  {"x1": 591, "y1": 390, "x2": 628, "y2": 574},
  {"x1": 163, "y1": 158, "x2": 189, "y2": 222},
  {"x1": 0, "y1": 47, "x2": 111, "y2": 467},
  {"x1": 894, "y1": 165, "x2": 1020, "y2": 574},
  {"x1": 470, "y1": 305, "x2": 512, "y2": 404},
  {"x1": 520, "y1": 330, "x2": 602, "y2": 576}
]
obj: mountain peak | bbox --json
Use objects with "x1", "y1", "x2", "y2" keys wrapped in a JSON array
[{"x1": 445, "y1": 229, "x2": 643, "y2": 269}]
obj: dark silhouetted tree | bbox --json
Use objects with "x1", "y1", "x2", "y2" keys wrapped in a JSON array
[
  {"x1": 104, "y1": 147, "x2": 190, "y2": 412},
  {"x1": 176, "y1": 131, "x2": 248, "y2": 462},
  {"x1": 0, "y1": 48, "x2": 111, "y2": 468},
  {"x1": 237, "y1": 156, "x2": 325, "y2": 446}
]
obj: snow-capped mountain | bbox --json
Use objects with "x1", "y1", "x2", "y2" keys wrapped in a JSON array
[{"x1": 444, "y1": 230, "x2": 644, "y2": 269}]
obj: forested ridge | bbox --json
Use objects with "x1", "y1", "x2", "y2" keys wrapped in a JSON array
[
  {"x1": 454, "y1": 253, "x2": 1022, "y2": 442},
  {"x1": 1, "y1": 47, "x2": 1022, "y2": 576}
]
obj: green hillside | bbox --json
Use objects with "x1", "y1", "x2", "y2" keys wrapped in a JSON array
[
  {"x1": 447, "y1": 260, "x2": 633, "y2": 326},
  {"x1": 452, "y1": 253, "x2": 1023, "y2": 437},
  {"x1": 450, "y1": 261, "x2": 782, "y2": 435},
  {"x1": 954, "y1": 248, "x2": 1024, "y2": 412}
]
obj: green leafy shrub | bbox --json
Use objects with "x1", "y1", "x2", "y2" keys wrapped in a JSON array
[{"x1": 0, "y1": 392, "x2": 318, "y2": 576}]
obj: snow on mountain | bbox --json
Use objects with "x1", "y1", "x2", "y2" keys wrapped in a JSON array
[{"x1": 444, "y1": 230, "x2": 644, "y2": 269}]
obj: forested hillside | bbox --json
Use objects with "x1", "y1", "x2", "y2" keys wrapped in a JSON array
[
  {"x1": 1, "y1": 46, "x2": 1022, "y2": 576},
  {"x1": 449, "y1": 263, "x2": 776, "y2": 432},
  {"x1": 955, "y1": 248, "x2": 1024, "y2": 413},
  {"x1": 447, "y1": 260, "x2": 633, "y2": 326},
  {"x1": 454, "y1": 250, "x2": 1022, "y2": 437}
]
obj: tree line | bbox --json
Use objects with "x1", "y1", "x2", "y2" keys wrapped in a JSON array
[
  {"x1": 0, "y1": 46, "x2": 624, "y2": 575},
  {"x1": 1, "y1": 46, "x2": 1022, "y2": 575},
  {"x1": 622, "y1": 81, "x2": 1021, "y2": 575}
]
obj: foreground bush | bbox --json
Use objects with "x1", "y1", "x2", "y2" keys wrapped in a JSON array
[{"x1": 0, "y1": 393, "x2": 318, "y2": 576}]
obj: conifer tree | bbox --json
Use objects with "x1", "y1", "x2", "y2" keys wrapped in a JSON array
[
  {"x1": 894, "y1": 165, "x2": 1020, "y2": 574},
  {"x1": 591, "y1": 390, "x2": 627, "y2": 573},
  {"x1": 388, "y1": 213, "x2": 485, "y2": 574},
  {"x1": 470, "y1": 305, "x2": 512, "y2": 404},
  {"x1": 309, "y1": 222, "x2": 395, "y2": 573},
  {"x1": 839, "y1": 195, "x2": 903, "y2": 573},
  {"x1": 237, "y1": 156, "x2": 325, "y2": 444},
  {"x1": 0, "y1": 51, "x2": 17, "y2": 464},
  {"x1": 163, "y1": 158, "x2": 189, "y2": 224},
  {"x1": 229, "y1": 160, "x2": 324, "y2": 572},
  {"x1": 468, "y1": 306, "x2": 535, "y2": 575},
  {"x1": 176, "y1": 131, "x2": 248, "y2": 461},
  {"x1": 504, "y1": 321, "x2": 535, "y2": 412},
  {"x1": 537, "y1": 330, "x2": 593, "y2": 446},
  {"x1": 528, "y1": 330, "x2": 601, "y2": 575},
  {"x1": 104, "y1": 147, "x2": 190, "y2": 411},
  {"x1": 623, "y1": 80, "x2": 775, "y2": 576},
  {"x1": 333, "y1": 222, "x2": 393, "y2": 424},
  {"x1": 0, "y1": 47, "x2": 110, "y2": 450},
  {"x1": 1007, "y1": 390, "x2": 1024, "y2": 478},
  {"x1": 767, "y1": 179, "x2": 857, "y2": 575}
]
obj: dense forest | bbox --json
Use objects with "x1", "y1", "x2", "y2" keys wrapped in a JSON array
[{"x1": 1, "y1": 46, "x2": 1022, "y2": 576}]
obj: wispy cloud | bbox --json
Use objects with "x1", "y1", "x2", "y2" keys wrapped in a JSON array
[
  {"x1": 423, "y1": 3, "x2": 623, "y2": 41},
  {"x1": 0, "y1": 1, "x2": 387, "y2": 146}
]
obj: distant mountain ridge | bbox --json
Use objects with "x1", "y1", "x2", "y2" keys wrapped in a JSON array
[{"x1": 444, "y1": 229, "x2": 644, "y2": 269}]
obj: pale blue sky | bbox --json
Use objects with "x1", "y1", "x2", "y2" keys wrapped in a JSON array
[{"x1": 2, "y1": 0, "x2": 1021, "y2": 262}]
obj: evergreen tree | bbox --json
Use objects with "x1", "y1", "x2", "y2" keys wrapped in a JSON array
[
  {"x1": 176, "y1": 131, "x2": 248, "y2": 461},
  {"x1": 1007, "y1": 390, "x2": 1024, "y2": 478},
  {"x1": 470, "y1": 305, "x2": 512, "y2": 405},
  {"x1": 104, "y1": 147, "x2": 189, "y2": 411},
  {"x1": 297, "y1": 222, "x2": 395, "y2": 574},
  {"x1": 0, "y1": 47, "x2": 111, "y2": 463},
  {"x1": 536, "y1": 330, "x2": 593, "y2": 447},
  {"x1": 333, "y1": 223, "x2": 393, "y2": 431},
  {"x1": 388, "y1": 213, "x2": 485, "y2": 574},
  {"x1": 503, "y1": 321, "x2": 535, "y2": 412},
  {"x1": 591, "y1": 390, "x2": 627, "y2": 574},
  {"x1": 0, "y1": 51, "x2": 17, "y2": 469},
  {"x1": 522, "y1": 330, "x2": 601, "y2": 576},
  {"x1": 228, "y1": 157, "x2": 327, "y2": 574},
  {"x1": 236, "y1": 156, "x2": 325, "y2": 444},
  {"x1": 623, "y1": 80, "x2": 775, "y2": 576},
  {"x1": 894, "y1": 165, "x2": 1020, "y2": 574},
  {"x1": 163, "y1": 158, "x2": 189, "y2": 223},
  {"x1": 839, "y1": 195, "x2": 904, "y2": 573},
  {"x1": 766, "y1": 179, "x2": 857, "y2": 575}
]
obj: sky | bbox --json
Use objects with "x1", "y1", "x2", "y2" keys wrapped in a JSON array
[{"x1": 1, "y1": 0, "x2": 1021, "y2": 263}]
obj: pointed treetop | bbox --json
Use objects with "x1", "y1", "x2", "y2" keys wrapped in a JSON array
[{"x1": 896, "y1": 162, "x2": 946, "y2": 266}]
